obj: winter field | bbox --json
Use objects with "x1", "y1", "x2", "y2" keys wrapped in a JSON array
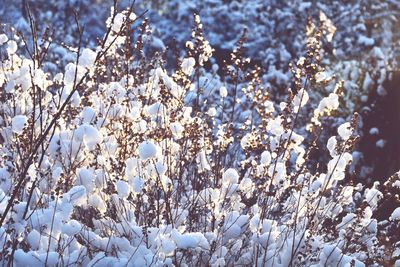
[{"x1": 0, "y1": 0, "x2": 399, "y2": 266}]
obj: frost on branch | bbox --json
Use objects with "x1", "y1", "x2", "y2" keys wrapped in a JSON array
[{"x1": 0, "y1": 5, "x2": 399, "y2": 267}]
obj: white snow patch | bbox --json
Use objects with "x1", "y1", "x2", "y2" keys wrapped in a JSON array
[
  {"x1": 12, "y1": 115, "x2": 28, "y2": 134},
  {"x1": 181, "y1": 57, "x2": 196, "y2": 75},
  {"x1": 171, "y1": 229, "x2": 209, "y2": 250},
  {"x1": 130, "y1": 177, "x2": 144, "y2": 193},
  {"x1": 88, "y1": 194, "x2": 106, "y2": 213},
  {"x1": 337, "y1": 122, "x2": 352, "y2": 140},
  {"x1": 358, "y1": 35, "x2": 374, "y2": 46},
  {"x1": 369, "y1": 127, "x2": 379, "y2": 135},
  {"x1": 138, "y1": 140, "x2": 158, "y2": 160},
  {"x1": 27, "y1": 229, "x2": 41, "y2": 250},
  {"x1": 7, "y1": 40, "x2": 18, "y2": 55},
  {"x1": 376, "y1": 139, "x2": 386, "y2": 148},
  {"x1": 267, "y1": 117, "x2": 284, "y2": 136},
  {"x1": 222, "y1": 168, "x2": 239, "y2": 184},
  {"x1": 116, "y1": 180, "x2": 130, "y2": 198},
  {"x1": 170, "y1": 122, "x2": 184, "y2": 138},
  {"x1": 219, "y1": 86, "x2": 228, "y2": 98},
  {"x1": 0, "y1": 34, "x2": 8, "y2": 45},
  {"x1": 79, "y1": 48, "x2": 97, "y2": 67},
  {"x1": 391, "y1": 207, "x2": 400, "y2": 220},
  {"x1": 75, "y1": 124, "x2": 103, "y2": 150},
  {"x1": 260, "y1": 151, "x2": 271, "y2": 165}
]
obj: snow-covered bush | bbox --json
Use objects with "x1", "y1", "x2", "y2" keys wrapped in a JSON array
[{"x1": 0, "y1": 4, "x2": 399, "y2": 267}]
